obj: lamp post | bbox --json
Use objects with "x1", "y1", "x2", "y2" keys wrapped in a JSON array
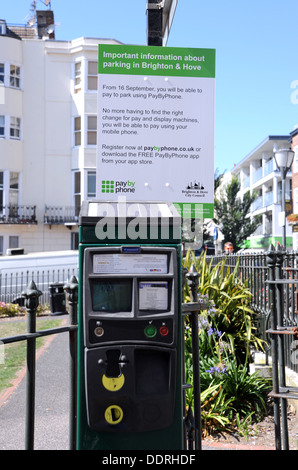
[
  {"x1": 146, "y1": 0, "x2": 178, "y2": 46},
  {"x1": 273, "y1": 147, "x2": 295, "y2": 249}
]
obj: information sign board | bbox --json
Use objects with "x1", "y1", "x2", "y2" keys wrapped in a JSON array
[{"x1": 97, "y1": 44, "x2": 215, "y2": 218}]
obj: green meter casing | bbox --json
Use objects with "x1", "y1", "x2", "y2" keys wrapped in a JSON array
[{"x1": 77, "y1": 201, "x2": 183, "y2": 450}]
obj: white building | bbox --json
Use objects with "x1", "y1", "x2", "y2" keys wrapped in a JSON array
[
  {"x1": 0, "y1": 14, "x2": 121, "y2": 255},
  {"x1": 231, "y1": 135, "x2": 293, "y2": 250}
]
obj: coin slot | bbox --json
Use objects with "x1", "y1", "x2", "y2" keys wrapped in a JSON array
[{"x1": 104, "y1": 405, "x2": 123, "y2": 425}]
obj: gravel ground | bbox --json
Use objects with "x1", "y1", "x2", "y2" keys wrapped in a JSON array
[{"x1": 203, "y1": 404, "x2": 298, "y2": 450}]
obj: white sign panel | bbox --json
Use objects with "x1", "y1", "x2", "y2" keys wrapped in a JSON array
[
  {"x1": 97, "y1": 45, "x2": 216, "y2": 218},
  {"x1": 93, "y1": 253, "x2": 168, "y2": 274}
]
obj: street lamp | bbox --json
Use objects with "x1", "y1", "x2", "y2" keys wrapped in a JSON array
[{"x1": 273, "y1": 147, "x2": 295, "y2": 249}]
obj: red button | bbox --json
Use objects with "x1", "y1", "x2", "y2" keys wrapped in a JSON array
[{"x1": 159, "y1": 326, "x2": 169, "y2": 336}]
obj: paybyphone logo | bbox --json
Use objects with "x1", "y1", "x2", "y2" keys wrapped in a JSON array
[
  {"x1": 101, "y1": 180, "x2": 115, "y2": 193},
  {"x1": 101, "y1": 180, "x2": 135, "y2": 194}
]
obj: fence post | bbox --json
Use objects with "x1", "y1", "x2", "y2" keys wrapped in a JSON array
[
  {"x1": 64, "y1": 275, "x2": 78, "y2": 451},
  {"x1": 266, "y1": 245, "x2": 281, "y2": 450},
  {"x1": 186, "y1": 265, "x2": 201, "y2": 450},
  {"x1": 181, "y1": 265, "x2": 188, "y2": 449},
  {"x1": 21, "y1": 280, "x2": 42, "y2": 451},
  {"x1": 275, "y1": 244, "x2": 289, "y2": 450}
]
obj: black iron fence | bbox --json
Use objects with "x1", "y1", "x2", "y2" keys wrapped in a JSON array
[
  {"x1": 0, "y1": 267, "x2": 203, "y2": 451},
  {"x1": 207, "y1": 246, "x2": 298, "y2": 375},
  {"x1": 0, "y1": 276, "x2": 78, "y2": 450},
  {"x1": 1, "y1": 247, "x2": 298, "y2": 450},
  {"x1": 0, "y1": 205, "x2": 37, "y2": 224}
]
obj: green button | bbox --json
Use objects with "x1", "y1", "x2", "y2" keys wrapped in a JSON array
[{"x1": 144, "y1": 324, "x2": 157, "y2": 338}]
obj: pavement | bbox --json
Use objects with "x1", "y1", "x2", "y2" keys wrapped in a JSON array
[
  {"x1": 0, "y1": 315, "x2": 70, "y2": 450},
  {"x1": 201, "y1": 440, "x2": 275, "y2": 451},
  {"x1": 0, "y1": 315, "x2": 276, "y2": 451}
]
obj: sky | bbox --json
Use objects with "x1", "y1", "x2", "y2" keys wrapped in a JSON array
[{"x1": 1, "y1": 0, "x2": 298, "y2": 174}]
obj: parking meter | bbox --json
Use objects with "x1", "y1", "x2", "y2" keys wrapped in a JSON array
[{"x1": 77, "y1": 201, "x2": 183, "y2": 450}]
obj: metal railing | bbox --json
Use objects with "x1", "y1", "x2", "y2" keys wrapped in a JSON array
[
  {"x1": 182, "y1": 265, "x2": 203, "y2": 450},
  {"x1": 0, "y1": 205, "x2": 37, "y2": 224},
  {"x1": 2, "y1": 248, "x2": 297, "y2": 451},
  {"x1": 44, "y1": 206, "x2": 78, "y2": 225},
  {"x1": 207, "y1": 247, "x2": 298, "y2": 374},
  {"x1": 0, "y1": 276, "x2": 78, "y2": 450},
  {"x1": 0, "y1": 265, "x2": 203, "y2": 451},
  {"x1": 0, "y1": 267, "x2": 78, "y2": 304},
  {"x1": 209, "y1": 246, "x2": 298, "y2": 450},
  {"x1": 264, "y1": 246, "x2": 298, "y2": 450}
]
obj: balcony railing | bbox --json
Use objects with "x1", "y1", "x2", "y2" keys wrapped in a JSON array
[
  {"x1": 252, "y1": 167, "x2": 263, "y2": 184},
  {"x1": 44, "y1": 206, "x2": 78, "y2": 225},
  {"x1": 0, "y1": 205, "x2": 37, "y2": 224},
  {"x1": 251, "y1": 196, "x2": 263, "y2": 212},
  {"x1": 264, "y1": 191, "x2": 274, "y2": 207},
  {"x1": 264, "y1": 159, "x2": 274, "y2": 177}
]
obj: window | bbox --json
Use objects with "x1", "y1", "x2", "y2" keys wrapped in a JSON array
[
  {"x1": 71, "y1": 232, "x2": 79, "y2": 250},
  {"x1": 0, "y1": 172, "x2": 3, "y2": 210},
  {"x1": 0, "y1": 116, "x2": 4, "y2": 137},
  {"x1": 294, "y1": 146, "x2": 298, "y2": 174},
  {"x1": 0, "y1": 20, "x2": 7, "y2": 36},
  {"x1": 87, "y1": 171, "x2": 96, "y2": 198},
  {"x1": 9, "y1": 236, "x2": 19, "y2": 249},
  {"x1": 294, "y1": 188, "x2": 298, "y2": 214},
  {"x1": 9, "y1": 172, "x2": 19, "y2": 206},
  {"x1": 10, "y1": 65, "x2": 21, "y2": 88},
  {"x1": 74, "y1": 171, "x2": 81, "y2": 216},
  {"x1": 87, "y1": 116, "x2": 97, "y2": 145},
  {"x1": 74, "y1": 117, "x2": 81, "y2": 146},
  {"x1": 0, "y1": 63, "x2": 4, "y2": 83},
  {"x1": 0, "y1": 171, "x2": 19, "y2": 213},
  {"x1": 0, "y1": 236, "x2": 3, "y2": 255},
  {"x1": 74, "y1": 62, "x2": 81, "y2": 93},
  {"x1": 88, "y1": 61, "x2": 98, "y2": 91},
  {"x1": 10, "y1": 117, "x2": 21, "y2": 139}
]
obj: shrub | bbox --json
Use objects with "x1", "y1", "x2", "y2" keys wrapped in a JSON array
[
  {"x1": 183, "y1": 250, "x2": 271, "y2": 437},
  {"x1": 0, "y1": 302, "x2": 20, "y2": 318},
  {"x1": 184, "y1": 250, "x2": 264, "y2": 362}
]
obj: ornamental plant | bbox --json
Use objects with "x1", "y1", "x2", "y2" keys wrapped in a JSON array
[
  {"x1": 184, "y1": 249, "x2": 264, "y2": 363},
  {"x1": 0, "y1": 301, "x2": 20, "y2": 317},
  {"x1": 183, "y1": 250, "x2": 271, "y2": 437},
  {"x1": 287, "y1": 213, "x2": 298, "y2": 223}
]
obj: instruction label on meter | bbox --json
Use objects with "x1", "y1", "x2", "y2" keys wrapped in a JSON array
[
  {"x1": 93, "y1": 253, "x2": 168, "y2": 274},
  {"x1": 139, "y1": 282, "x2": 168, "y2": 310}
]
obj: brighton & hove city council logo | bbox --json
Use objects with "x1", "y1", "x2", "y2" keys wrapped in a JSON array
[{"x1": 182, "y1": 180, "x2": 208, "y2": 198}]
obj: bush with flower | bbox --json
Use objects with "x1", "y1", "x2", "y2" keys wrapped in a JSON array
[
  {"x1": 183, "y1": 251, "x2": 271, "y2": 437},
  {"x1": 0, "y1": 301, "x2": 21, "y2": 317}
]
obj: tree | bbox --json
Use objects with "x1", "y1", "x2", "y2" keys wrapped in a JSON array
[
  {"x1": 214, "y1": 175, "x2": 261, "y2": 252},
  {"x1": 214, "y1": 168, "x2": 226, "y2": 192}
]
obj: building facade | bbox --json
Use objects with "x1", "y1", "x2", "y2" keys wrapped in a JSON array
[
  {"x1": 289, "y1": 127, "x2": 298, "y2": 250},
  {"x1": 231, "y1": 135, "x2": 293, "y2": 250},
  {"x1": 0, "y1": 17, "x2": 120, "y2": 255}
]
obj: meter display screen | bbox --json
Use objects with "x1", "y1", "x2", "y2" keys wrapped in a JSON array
[
  {"x1": 139, "y1": 281, "x2": 169, "y2": 310},
  {"x1": 90, "y1": 279, "x2": 132, "y2": 313}
]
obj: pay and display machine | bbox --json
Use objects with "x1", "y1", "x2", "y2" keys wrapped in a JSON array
[{"x1": 77, "y1": 201, "x2": 183, "y2": 450}]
